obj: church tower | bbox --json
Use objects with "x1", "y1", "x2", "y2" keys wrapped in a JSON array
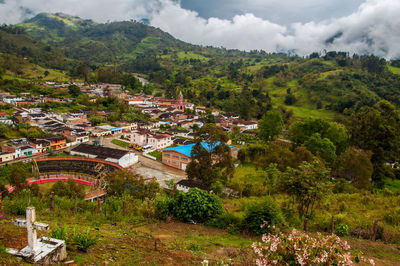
[{"x1": 178, "y1": 90, "x2": 183, "y2": 105}]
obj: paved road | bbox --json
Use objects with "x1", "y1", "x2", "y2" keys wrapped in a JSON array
[{"x1": 101, "y1": 137, "x2": 186, "y2": 187}]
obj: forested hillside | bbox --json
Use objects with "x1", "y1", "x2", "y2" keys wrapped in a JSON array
[{"x1": 0, "y1": 13, "x2": 399, "y2": 120}]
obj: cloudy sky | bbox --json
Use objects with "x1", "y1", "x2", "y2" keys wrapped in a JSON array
[{"x1": 0, "y1": 0, "x2": 400, "y2": 58}]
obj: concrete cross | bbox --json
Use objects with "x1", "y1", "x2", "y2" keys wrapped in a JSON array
[{"x1": 14, "y1": 207, "x2": 49, "y2": 256}]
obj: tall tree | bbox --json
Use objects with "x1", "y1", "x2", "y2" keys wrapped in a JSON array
[
  {"x1": 333, "y1": 147, "x2": 373, "y2": 189},
  {"x1": 8, "y1": 165, "x2": 28, "y2": 194},
  {"x1": 258, "y1": 110, "x2": 284, "y2": 142},
  {"x1": 279, "y1": 161, "x2": 332, "y2": 218},
  {"x1": 349, "y1": 100, "x2": 400, "y2": 187},
  {"x1": 186, "y1": 124, "x2": 233, "y2": 189},
  {"x1": 304, "y1": 133, "x2": 336, "y2": 165}
]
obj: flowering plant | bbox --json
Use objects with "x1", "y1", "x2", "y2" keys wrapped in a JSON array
[{"x1": 252, "y1": 223, "x2": 374, "y2": 265}]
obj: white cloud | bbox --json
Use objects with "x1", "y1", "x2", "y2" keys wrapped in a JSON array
[
  {"x1": 1, "y1": 0, "x2": 400, "y2": 58},
  {"x1": 151, "y1": 0, "x2": 400, "y2": 58}
]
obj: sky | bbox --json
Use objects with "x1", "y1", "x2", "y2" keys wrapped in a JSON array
[{"x1": 0, "y1": 0, "x2": 400, "y2": 58}]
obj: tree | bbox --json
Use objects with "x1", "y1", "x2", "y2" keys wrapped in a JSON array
[
  {"x1": 186, "y1": 124, "x2": 233, "y2": 189},
  {"x1": 88, "y1": 116, "x2": 104, "y2": 126},
  {"x1": 349, "y1": 100, "x2": 400, "y2": 187},
  {"x1": 333, "y1": 147, "x2": 373, "y2": 189},
  {"x1": 8, "y1": 165, "x2": 28, "y2": 194},
  {"x1": 289, "y1": 118, "x2": 330, "y2": 146},
  {"x1": 284, "y1": 93, "x2": 296, "y2": 105},
  {"x1": 105, "y1": 170, "x2": 159, "y2": 200},
  {"x1": 106, "y1": 170, "x2": 144, "y2": 198},
  {"x1": 289, "y1": 119, "x2": 348, "y2": 156},
  {"x1": 49, "y1": 179, "x2": 85, "y2": 199},
  {"x1": 279, "y1": 161, "x2": 332, "y2": 218},
  {"x1": 68, "y1": 85, "x2": 81, "y2": 98},
  {"x1": 304, "y1": 133, "x2": 336, "y2": 165},
  {"x1": 258, "y1": 110, "x2": 284, "y2": 142},
  {"x1": 324, "y1": 122, "x2": 349, "y2": 155}
]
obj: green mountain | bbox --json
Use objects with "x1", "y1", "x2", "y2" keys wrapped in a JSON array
[{"x1": 1, "y1": 13, "x2": 400, "y2": 120}]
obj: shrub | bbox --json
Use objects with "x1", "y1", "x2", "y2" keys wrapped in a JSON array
[
  {"x1": 155, "y1": 196, "x2": 174, "y2": 220},
  {"x1": 383, "y1": 208, "x2": 400, "y2": 226},
  {"x1": 172, "y1": 188, "x2": 222, "y2": 223},
  {"x1": 206, "y1": 211, "x2": 243, "y2": 234},
  {"x1": 335, "y1": 223, "x2": 350, "y2": 236},
  {"x1": 252, "y1": 228, "x2": 375, "y2": 265},
  {"x1": 72, "y1": 227, "x2": 98, "y2": 252},
  {"x1": 3, "y1": 190, "x2": 42, "y2": 215},
  {"x1": 244, "y1": 198, "x2": 283, "y2": 235}
]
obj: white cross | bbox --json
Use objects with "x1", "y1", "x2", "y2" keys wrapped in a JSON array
[{"x1": 14, "y1": 207, "x2": 49, "y2": 256}]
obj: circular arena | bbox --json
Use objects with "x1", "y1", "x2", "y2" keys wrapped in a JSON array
[{"x1": 32, "y1": 157, "x2": 123, "y2": 188}]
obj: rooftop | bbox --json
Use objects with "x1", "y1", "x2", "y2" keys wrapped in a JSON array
[
  {"x1": 162, "y1": 142, "x2": 229, "y2": 157},
  {"x1": 71, "y1": 143, "x2": 129, "y2": 160}
]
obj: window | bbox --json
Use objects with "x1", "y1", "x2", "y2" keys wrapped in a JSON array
[
  {"x1": 164, "y1": 154, "x2": 170, "y2": 157},
  {"x1": 181, "y1": 157, "x2": 188, "y2": 161},
  {"x1": 172, "y1": 155, "x2": 179, "y2": 159},
  {"x1": 173, "y1": 161, "x2": 179, "y2": 165},
  {"x1": 164, "y1": 159, "x2": 170, "y2": 163}
]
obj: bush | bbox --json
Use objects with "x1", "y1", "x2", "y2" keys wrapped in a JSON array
[
  {"x1": 244, "y1": 198, "x2": 283, "y2": 235},
  {"x1": 252, "y1": 228, "x2": 375, "y2": 265},
  {"x1": 335, "y1": 223, "x2": 350, "y2": 236},
  {"x1": 155, "y1": 196, "x2": 174, "y2": 220},
  {"x1": 383, "y1": 208, "x2": 400, "y2": 226},
  {"x1": 3, "y1": 190, "x2": 42, "y2": 215},
  {"x1": 206, "y1": 211, "x2": 243, "y2": 234},
  {"x1": 172, "y1": 188, "x2": 222, "y2": 223}
]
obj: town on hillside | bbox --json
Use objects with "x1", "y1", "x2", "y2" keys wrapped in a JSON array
[{"x1": 0, "y1": 81, "x2": 255, "y2": 187}]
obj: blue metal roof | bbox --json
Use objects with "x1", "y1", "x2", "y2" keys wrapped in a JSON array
[{"x1": 162, "y1": 142, "x2": 225, "y2": 157}]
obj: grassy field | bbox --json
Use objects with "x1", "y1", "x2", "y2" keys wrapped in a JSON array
[
  {"x1": 0, "y1": 212, "x2": 256, "y2": 265},
  {"x1": 148, "y1": 150, "x2": 162, "y2": 161},
  {"x1": 111, "y1": 139, "x2": 130, "y2": 149},
  {"x1": 1, "y1": 198, "x2": 399, "y2": 265},
  {"x1": 388, "y1": 65, "x2": 400, "y2": 75}
]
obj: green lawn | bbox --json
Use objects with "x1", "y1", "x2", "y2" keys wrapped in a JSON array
[
  {"x1": 111, "y1": 139, "x2": 130, "y2": 149},
  {"x1": 148, "y1": 150, "x2": 162, "y2": 161},
  {"x1": 388, "y1": 66, "x2": 400, "y2": 75}
]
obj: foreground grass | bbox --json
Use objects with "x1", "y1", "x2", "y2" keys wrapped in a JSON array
[{"x1": 0, "y1": 213, "x2": 255, "y2": 265}]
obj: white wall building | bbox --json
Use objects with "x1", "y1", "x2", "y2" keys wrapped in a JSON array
[{"x1": 70, "y1": 143, "x2": 138, "y2": 168}]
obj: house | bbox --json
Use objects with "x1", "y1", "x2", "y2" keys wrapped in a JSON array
[
  {"x1": 46, "y1": 136, "x2": 67, "y2": 150},
  {"x1": 162, "y1": 142, "x2": 232, "y2": 170},
  {"x1": 29, "y1": 139, "x2": 51, "y2": 153},
  {"x1": 0, "y1": 116, "x2": 14, "y2": 126},
  {"x1": 130, "y1": 130, "x2": 173, "y2": 150},
  {"x1": 176, "y1": 179, "x2": 202, "y2": 193},
  {"x1": 234, "y1": 120, "x2": 258, "y2": 130},
  {"x1": 2, "y1": 143, "x2": 37, "y2": 158},
  {"x1": 70, "y1": 143, "x2": 138, "y2": 168},
  {"x1": 0, "y1": 152, "x2": 15, "y2": 163}
]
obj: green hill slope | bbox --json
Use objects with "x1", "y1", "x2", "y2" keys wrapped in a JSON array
[{"x1": 3, "y1": 13, "x2": 400, "y2": 120}]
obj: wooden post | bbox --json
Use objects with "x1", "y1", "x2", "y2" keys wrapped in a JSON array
[
  {"x1": 303, "y1": 218, "x2": 308, "y2": 232},
  {"x1": 50, "y1": 192, "x2": 55, "y2": 213},
  {"x1": 97, "y1": 198, "x2": 102, "y2": 214},
  {"x1": 331, "y1": 216, "x2": 335, "y2": 234},
  {"x1": 371, "y1": 220, "x2": 379, "y2": 241},
  {"x1": 73, "y1": 194, "x2": 77, "y2": 214},
  {"x1": 122, "y1": 200, "x2": 126, "y2": 216},
  {"x1": 154, "y1": 238, "x2": 158, "y2": 251}
]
